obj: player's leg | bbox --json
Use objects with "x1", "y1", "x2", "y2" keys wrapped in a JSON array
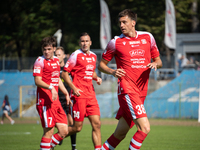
[
  {"x1": 128, "y1": 117, "x2": 149, "y2": 150},
  {"x1": 67, "y1": 112, "x2": 77, "y2": 150},
  {"x1": 128, "y1": 94, "x2": 150, "y2": 150},
  {"x1": 67, "y1": 120, "x2": 83, "y2": 136},
  {"x1": 88, "y1": 115, "x2": 101, "y2": 150},
  {"x1": 4, "y1": 111, "x2": 14, "y2": 124},
  {"x1": 101, "y1": 117, "x2": 130, "y2": 150},
  {"x1": 51, "y1": 104, "x2": 69, "y2": 148},
  {"x1": 40, "y1": 127, "x2": 55, "y2": 150},
  {"x1": 1, "y1": 113, "x2": 5, "y2": 124}
]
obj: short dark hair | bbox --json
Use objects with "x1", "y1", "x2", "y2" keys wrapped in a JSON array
[
  {"x1": 80, "y1": 32, "x2": 90, "y2": 37},
  {"x1": 56, "y1": 46, "x2": 65, "y2": 53},
  {"x1": 41, "y1": 36, "x2": 57, "y2": 49},
  {"x1": 118, "y1": 9, "x2": 137, "y2": 22}
]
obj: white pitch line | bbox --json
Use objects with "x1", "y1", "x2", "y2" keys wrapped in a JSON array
[{"x1": 0, "y1": 132, "x2": 31, "y2": 135}]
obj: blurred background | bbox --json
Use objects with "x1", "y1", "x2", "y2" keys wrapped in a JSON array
[{"x1": 0, "y1": 0, "x2": 200, "y2": 121}]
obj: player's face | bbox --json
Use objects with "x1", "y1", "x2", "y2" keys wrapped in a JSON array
[
  {"x1": 42, "y1": 45, "x2": 55, "y2": 60},
  {"x1": 119, "y1": 15, "x2": 135, "y2": 36},
  {"x1": 79, "y1": 35, "x2": 92, "y2": 54},
  {"x1": 55, "y1": 49, "x2": 65, "y2": 64}
]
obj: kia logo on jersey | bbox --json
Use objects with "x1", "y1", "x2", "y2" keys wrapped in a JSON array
[
  {"x1": 129, "y1": 49, "x2": 145, "y2": 57},
  {"x1": 86, "y1": 64, "x2": 94, "y2": 70}
]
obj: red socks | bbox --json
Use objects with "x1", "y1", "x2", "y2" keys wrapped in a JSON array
[
  {"x1": 51, "y1": 133, "x2": 63, "y2": 148},
  {"x1": 40, "y1": 137, "x2": 51, "y2": 149},
  {"x1": 129, "y1": 130, "x2": 147, "y2": 150},
  {"x1": 101, "y1": 134, "x2": 121, "y2": 150}
]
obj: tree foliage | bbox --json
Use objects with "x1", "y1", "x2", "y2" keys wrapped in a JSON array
[{"x1": 0, "y1": 0, "x2": 199, "y2": 57}]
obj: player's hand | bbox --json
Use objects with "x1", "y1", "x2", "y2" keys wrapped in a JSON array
[
  {"x1": 73, "y1": 88, "x2": 83, "y2": 97},
  {"x1": 112, "y1": 68, "x2": 126, "y2": 78},
  {"x1": 96, "y1": 77, "x2": 102, "y2": 85},
  {"x1": 65, "y1": 95, "x2": 73, "y2": 106},
  {"x1": 51, "y1": 87, "x2": 58, "y2": 101},
  {"x1": 147, "y1": 62, "x2": 158, "y2": 71}
]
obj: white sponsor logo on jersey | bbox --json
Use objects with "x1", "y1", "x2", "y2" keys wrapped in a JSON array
[
  {"x1": 129, "y1": 41, "x2": 140, "y2": 45},
  {"x1": 51, "y1": 78, "x2": 59, "y2": 82},
  {"x1": 129, "y1": 49, "x2": 145, "y2": 57},
  {"x1": 131, "y1": 65, "x2": 146, "y2": 68},
  {"x1": 131, "y1": 58, "x2": 145, "y2": 64},
  {"x1": 86, "y1": 57, "x2": 92, "y2": 63},
  {"x1": 86, "y1": 64, "x2": 94, "y2": 70},
  {"x1": 33, "y1": 66, "x2": 41, "y2": 73},
  {"x1": 52, "y1": 71, "x2": 59, "y2": 77}
]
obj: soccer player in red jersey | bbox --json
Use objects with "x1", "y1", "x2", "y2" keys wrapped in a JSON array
[
  {"x1": 98, "y1": 9, "x2": 162, "y2": 150},
  {"x1": 33, "y1": 37, "x2": 72, "y2": 150},
  {"x1": 62, "y1": 32, "x2": 102, "y2": 150}
]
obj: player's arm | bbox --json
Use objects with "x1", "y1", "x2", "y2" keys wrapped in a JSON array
[
  {"x1": 147, "y1": 56, "x2": 162, "y2": 71},
  {"x1": 62, "y1": 71, "x2": 83, "y2": 97},
  {"x1": 98, "y1": 58, "x2": 126, "y2": 78},
  {"x1": 34, "y1": 76, "x2": 57, "y2": 101},
  {"x1": 9, "y1": 105, "x2": 12, "y2": 113},
  {"x1": 58, "y1": 78, "x2": 72, "y2": 106},
  {"x1": 92, "y1": 71, "x2": 102, "y2": 85}
]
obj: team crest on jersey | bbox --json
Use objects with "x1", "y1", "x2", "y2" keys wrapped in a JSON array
[
  {"x1": 86, "y1": 64, "x2": 94, "y2": 70},
  {"x1": 123, "y1": 41, "x2": 126, "y2": 45},
  {"x1": 129, "y1": 49, "x2": 145, "y2": 57},
  {"x1": 141, "y1": 39, "x2": 147, "y2": 44},
  {"x1": 47, "y1": 63, "x2": 50, "y2": 66},
  {"x1": 92, "y1": 57, "x2": 95, "y2": 61},
  {"x1": 82, "y1": 57, "x2": 84, "y2": 60}
]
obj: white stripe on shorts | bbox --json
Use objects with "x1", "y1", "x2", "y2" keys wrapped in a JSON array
[
  {"x1": 42, "y1": 106, "x2": 48, "y2": 127},
  {"x1": 125, "y1": 94, "x2": 136, "y2": 119}
]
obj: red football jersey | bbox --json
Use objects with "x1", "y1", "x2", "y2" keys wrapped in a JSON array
[
  {"x1": 33, "y1": 56, "x2": 60, "y2": 105},
  {"x1": 63, "y1": 49, "x2": 97, "y2": 98},
  {"x1": 102, "y1": 31, "x2": 160, "y2": 96}
]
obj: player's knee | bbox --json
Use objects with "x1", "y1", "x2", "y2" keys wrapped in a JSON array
[
  {"x1": 93, "y1": 120, "x2": 101, "y2": 130},
  {"x1": 142, "y1": 125, "x2": 150, "y2": 134},
  {"x1": 75, "y1": 125, "x2": 83, "y2": 132},
  {"x1": 114, "y1": 131, "x2": 127, "y2": 140},
  {"x1": 60, "y1": 129, "x2": 69, "y2": 138}
]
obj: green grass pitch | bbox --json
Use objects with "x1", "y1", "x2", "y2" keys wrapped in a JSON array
[{"x1": 0, "y1": 118, "x2": 200, "y2": 150}]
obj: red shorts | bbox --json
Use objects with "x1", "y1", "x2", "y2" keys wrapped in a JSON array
[
  {"x1": 116, "y1": 94, "x2": 146, "y2": 128},
  {"x1": 71, "y1": 97, "x2": 100, "y2": 122},
  {"x1": 36, "y1": 103, "x2": 68, "y2": 128}
]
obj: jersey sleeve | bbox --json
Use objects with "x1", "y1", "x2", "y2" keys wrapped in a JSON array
[
  {"x1": 150, "y1": 33, "x2": 160, "y2": 58},
  {"x1": 63, "y1": 52, "x2": 77, "y2": 73},
  {"x1": 102, "y1": 39, "x2": 116, "y2": 61},
  {"x1": 33, "y1": 57, "x2": 44, "y2": 77}
]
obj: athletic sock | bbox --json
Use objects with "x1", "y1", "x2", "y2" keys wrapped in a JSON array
[
  {"x1": 40, "y1": 137, "x2": 51, "y2": 150},
  {"x1": 51, "y1": 133, "x2": 63, "y2": 148},
  {"x1": 101, "y1": 133, "x2": 121, "y2": 150},
  {"x1": 71, "y1": 133, "x2": 77, "y2": 150},
  {"x1": 95, "y1": 145, "x2": 101, "y2": 150},
  {"x1": 129, "y1": 130, "x2": 147, "y2": 150}
]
